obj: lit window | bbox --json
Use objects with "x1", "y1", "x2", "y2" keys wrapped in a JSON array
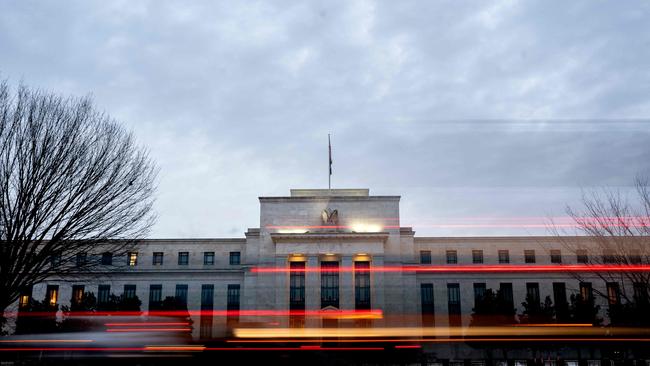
[
  {"x1": 153, "y1": 252, "x2": 164, "y2": 265},
  {"x1": 71, "y1": 285, "x2": 84, "y2": 306},
  {"x1": 46, "y1": 285, "x2": 59, "y2": 306},
  {"x1": 128, "y1": 252, "x2": 138, "y2": 266},
  {"x1": 606, "y1": 282, "x2": 620, "y2": 305}
]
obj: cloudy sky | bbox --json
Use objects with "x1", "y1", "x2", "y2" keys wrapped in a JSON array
[{"x1": 1, "y1": 1, "x2": 649, "y2": 238}]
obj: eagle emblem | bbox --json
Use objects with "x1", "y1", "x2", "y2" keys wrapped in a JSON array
[{"x1": 321, "y1": 209, "x2": 339, "y2": 226}]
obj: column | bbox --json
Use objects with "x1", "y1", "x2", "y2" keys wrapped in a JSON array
[{"x1": 305, "y1": 255, "x2": 320, "y2": 327}]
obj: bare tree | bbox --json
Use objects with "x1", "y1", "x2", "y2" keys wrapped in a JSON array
[
  {"x1": 0, "y1": 80, "x2": 157, "y2": 323},
  {"x1": 551, "y1": 176, "x2": 650, "y2": 324}
]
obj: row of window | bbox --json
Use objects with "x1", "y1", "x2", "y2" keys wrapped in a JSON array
[
  {"x1": 67, "y1": 251, "x2": 242, "y2": 267},
  {"x1": 420, "y1": 249, "x2": 587, "y2": 265}
]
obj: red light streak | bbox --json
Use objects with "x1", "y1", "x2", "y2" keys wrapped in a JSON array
[
  {"x1": 106, "y1": 328, "x2": 191, "y2": 332},
  {"x1": 6, "y1": 309, "x2": 382, "y2": 317},
  {"x1": 105, "y1": 322, "x2": 189, "y2": 326},
  {"x1": 395, "y1": 345, "x2": 421, "y2": 349}
]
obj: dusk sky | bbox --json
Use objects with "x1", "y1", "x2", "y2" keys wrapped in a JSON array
[{"x1": 1, "y1": 1, "x2": 649, "y2": 238}]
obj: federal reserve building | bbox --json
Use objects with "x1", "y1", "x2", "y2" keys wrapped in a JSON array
[{"x1": 9, "y1": 188, "x2": 644, "y2": 363}]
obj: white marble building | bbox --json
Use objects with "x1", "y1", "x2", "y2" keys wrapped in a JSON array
[{"x1": 18, "y1": 188, "x2": 611, "y2": 342}]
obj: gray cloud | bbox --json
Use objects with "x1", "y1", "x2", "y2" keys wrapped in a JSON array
[{"x1": 1, "y1": 0, "x2": 649, "y2": 237}]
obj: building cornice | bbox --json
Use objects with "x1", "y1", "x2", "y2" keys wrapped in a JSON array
[{"x1": 271, "y1": 232, "x2": 390, "y2": 243}]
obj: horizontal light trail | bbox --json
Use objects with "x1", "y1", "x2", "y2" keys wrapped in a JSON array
[
  {"x1": 234, "y1": 325, "x2": 650, "y2": 339},
  {"x1": 395, "y1": 345, "x2": 422, "y2": 349},
  {"x1": 0, "y1": 346, "x2": 384, "y2": 352},
  {"x1": 0, "y1": 339, "x2": 93, "y2": 343},
  {"x1": 106, "y1": 328, "x2": 191, "y2": 332},
  {"x1": 106, "y1": 322, "x2": 190, "y2": 326},
  {"x1": 252, "y1": 264, "x2": 650, "y2": 274},
  {"x1": 7, "y1": 309, "x2": 382, "y2": 318}
]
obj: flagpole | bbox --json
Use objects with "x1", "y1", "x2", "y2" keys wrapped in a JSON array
[{"x1": 328, "y1": 134, "x2": 331, "y2": 194}]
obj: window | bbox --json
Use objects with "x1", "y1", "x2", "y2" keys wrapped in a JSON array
[
  {"x1": 46, "y1": 285, "x2": 59, "y2": 306},
  {"x1": 526, "y1": 283, "x2": 540, "y2": 304},
  {"x1": 50, "y1": 254, "x2": 61, "y2": 267},
  {"x1": 550, "y1": 249, "x2": 562, "y2": 263},
  {"x1": 446, "y1": 250, "x2": 458, "y2": 264},
  {"x1": 576, "y1": 249, "x2": 588, "y2": 264},
  {"x1": 630, "y1": 251, "x2": 642, "y2": 264},
  {"x1": 101, "y1": 252, "x2": 113, "y2": 265},
  {"x1": 128, "y1": 252, "x2": 138, "y2": 266},
  {"x1": 153, "y1": 252, "x2": 164, "y2": 265},
  {"x1": 175, "y1": 284, "x2": 188, "y2": 306},
  {"x1": 18, "y1": 286, "x2": 32, "y2": 310},
  {"x1": 421, "y1": 283, "x2": 435, "y2": 326},
  {"x1": 499, "y1": 283, "x2": 514, "y2": 309},
  {"x1": 290, "y1": 262, "x2": 305, "y2": 310},
  {"x1": 149, "y1": 284, "x2": 162, "y2": 310},
  {"x1": 76, "y1": 252, "x2": 87, "y2": 267},
  {"x1": 473, "y1": 283, "x2": 486, "y2": 306},
  {"x1": 606, "y1": 282, "x2": 620, "y2": 305},
  {"x1": 498, "y1": 250, "x2": 510, "y2": 264},
  {"x1": 472, "y1": 250, "x2": 484, "y2": 264},
  {"x1": 447, "y1": 283, "x2": 461, "y2": 325},
  {"x1": 420, "y1": 250, "x2": 432, "y2": 264},
  {"x1": 204, "y1": 252, "x2": 215, "y2": 265},
  {"x1": 201, "y1": 284, "x2": 214, "y2": 310},
  {"x1": 123, "y1": 284, "x2": 136, "y2": 299},
  {"x1": 227, "y1": 284, "x2": 240, "y2": 311},
  {"x1": 524, "y1": 250, "x2": 536, "y2": 264},
  {"x1": 355, "y1": 261, "x2": 371, "y2": 310},
  {"x1": 602, "y1": 250, "x2": 616, "y2": 264},
  {"x1": 71, "y1": 285, "x2": 84, "y2": 307},
  {"x1": 321, "y1": 261, "x2": 340, "y2": 308},
  {"x1": 178, "y1": 252, "x2": 189, "y2": 265},
  {"x1": 634, "y1": 282, "x2": 648, "y2": 303},
  {"x1": 553, "y1": 282, "x2": 568, "y2": 319},
  {"x1": 229, "y1": 251, "x2": 241, "y2": 265},
  {"x1": 98, "y1": 285, "x2": 111, "y2": 305},
  {"x1": 580, "y1": 282, "x2": 593, "y2": 301}
]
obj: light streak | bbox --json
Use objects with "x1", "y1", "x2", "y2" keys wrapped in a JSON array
[
  {"x1": 106, "y1": 322, "x2": 190, "y2": 326},
  {"x1": 106, "y1": 328, "x2": 191, "y2": 332},
  {"x1": 6, "y1": 309, "x2": 382, "y2": 318},
  {"x1": 0, "y1": 339, "x2": 93, "y2": 343}
]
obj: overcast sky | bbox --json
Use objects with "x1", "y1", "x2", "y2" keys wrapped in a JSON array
[{"x1": 1, "y1": 1, "x2": 649, "y2": 238}]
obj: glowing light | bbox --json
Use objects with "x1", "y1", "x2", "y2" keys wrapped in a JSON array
[
  {"x1": 276, "y1": 229, "x2": 308, "y2": 234},
  {"x1": 350, "y1": 222, "x2": 383, "y2": 233}
]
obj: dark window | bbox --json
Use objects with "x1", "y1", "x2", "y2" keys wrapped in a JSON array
[
  {"x1": 50, "y1": 254, "x2": 61, "y2": 267},
  {"x1": 634, "y1": 282, "x2": 648, "y2": 304},
  {"x1": 46, "y1": 285, "x2": 59, "y2": 307},
  {"x1": 290, "y1": 262, "x2": 305, "y2": 310},
  {"x1": 420, "y1": 250, "x2": 432, "y2": 264},
  {"x1": 524, "y1": 250, "x2": 536, "y2": 264},
  {"x1": 178, "y1": 252, "x2": 189, "y2": 265},
  {"x1": 421, "y1": 283, "x2": 435, "y2": 326},
  {"x1": 603, "y1": 250, "x2": 616, "y2": 264},
  {"x1": 498, "y1": 250, "x2": 510, "y2": 264},
  {"x1": 128, "y1": 252, "x2": 138, "y2": 266},
  {"x1": 204, "y1": 252, "x2": 215, "y2": 265},
  {"x1": 101, "y1": 252, "x2": 113, "y2": 265},
  {"x1": 98, "y1": 285, "x2": 111, "y2": 305},
  {"x1": 229, "y1": 252, "x2": 241, "y2": 265},
  {"x1": 321, "y1": 261, "x2": 339, "y2": 308},
  {"x1": 227, "y1": 284, "x2": 240, "y2": 311},
  {"x1": 576, "y1": 249, "x2": 588, "y2": 264},
  {"x1": 200, "y1": 284, "x2": 214, "y2": 339},
  {"x1": 71, "y1": 285, "x2": 84, "y2": 307},
  {"x1": 499, "y1": 283, "x2": 514, "y2": 309},
  {"x1": 553, "y1": 282, "x2": 568, "y2": 318},
  {"x1": 550, "y1": 249, "x2": 562, "y2": 264},
  {"x1": 446, "y1": 250, "x2": 458, "y2": 264},
  {"x1": 355, "y1": 261, "x2": 371, "y2": 310},
  {"x1": 447, "y1": 283, "x2": 461, "y2": 325},
  {"x1": 579, "y1": 282, "x2": 593, "y2": 301},
  {"x1": 606, "y1": 282, "x2": 620, "y2": 305},
  {"x1": 473, "y1": 283, "x2": 487, "y2": 306},
  {"x1": 153, "y1": 252, "x2": 164, "y2": 265},
  {"x1": 149, "y1": 284, "x2": 162, "y2": 310},
  {"x1": 472, "y1": 250, "x2": 484, "y2": 264},
  {"x1": 175, "y1": 284, "x2": 188, "y2": 306},
  {"x1": 123, "y1": 284, "x2": 136, "y2": 299},
  {"x1": 630, "y1": 251, "x2": 642, "y2": 264},
  {"x1": 76, "y1": 252, "x2": 87, "y2": 267},
  {"x1": 526, "y1": 283, "x2": 540, "y2": 304},
  {"x1": 447, "y1": 283, "x2": 461, "y2": 314}
]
